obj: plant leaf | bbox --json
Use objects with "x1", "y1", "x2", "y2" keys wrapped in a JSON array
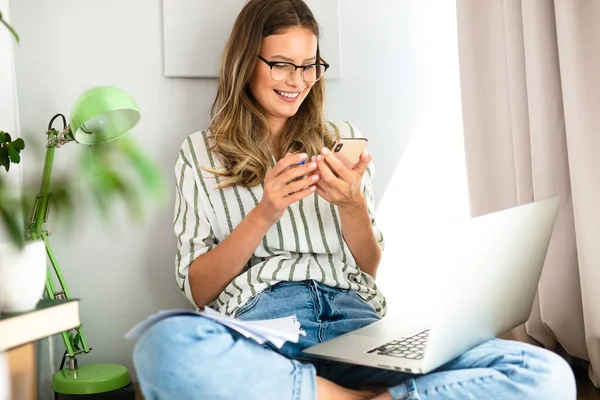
[
  {"x1": 7, "y1": 145, "x2": 20, "y2": 164},
  {"x1": 0, "y1": 202, "x2": 25, "y2": 249},
  {"x1": 12, "y1": 138, "x2": 25, "y2": 150},
  {"x1": 47, "y1": 180, "x2": 77, "y2": 228},
  {"x1": 0, "y1": 147, "x2": 8, "y2": 172},
  {"x1": 108, "y1": 138, "x2": 166, "y2": 204}
]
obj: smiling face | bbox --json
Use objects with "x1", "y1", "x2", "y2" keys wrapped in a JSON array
[{"x1": 249, "y1": 26, "x2": 318, "y2": 134}]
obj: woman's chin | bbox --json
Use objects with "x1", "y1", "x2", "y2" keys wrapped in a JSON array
[{"x1": 271, "y1": 107, "x2": 301, "y2": 119}]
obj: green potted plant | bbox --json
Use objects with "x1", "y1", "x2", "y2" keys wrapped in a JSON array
[
  {"x1": 0, "y1": 131, "x2": 25, "y2": 246},
  {"x1": 0, "y1": 130, "x2": 45, "y2": 314},
  {"x1": 0, "y1": 5, "x2": 45, "y2": 310},
  {"x1": 0, "y1": 109, "x2": 165, "y2": 310},
  {"x1": 0, "y1": 10, "x2": 24, "y2": 248},
  {"x1": 0, "y1": 9, "x2": 24, "y2": 245}
]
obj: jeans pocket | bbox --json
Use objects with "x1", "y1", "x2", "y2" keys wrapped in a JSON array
[
  {"x1": 349, "y1": 289, "x2": 376, "y2": 311},
  {"x1": 233, "y1": 291, "x2": 265, "y2": 319}
]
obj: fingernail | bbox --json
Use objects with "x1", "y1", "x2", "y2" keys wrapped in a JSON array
[
  {"x1": 311, "y1": 155, "x2": 316, "y2": 162},
  {"x1": 311, "y1": 174, "x2": 319, "y2": 181},
  {"x1": 299, "y1": 153, "x2": 308, "y2": 159},
  {"x1": 309, "y1": 162, "x2": 316, "y2": 168},
  {"x1": 321, "y1": 148, "x2": 329, "y2": 155},
  {"x1": 317, "y1": 155, "x2": 323, "y2": 161}
]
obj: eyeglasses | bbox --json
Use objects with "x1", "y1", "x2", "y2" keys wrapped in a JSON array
[{"x1": 258, "y1": 55, "x2": 330, "y2": 83}]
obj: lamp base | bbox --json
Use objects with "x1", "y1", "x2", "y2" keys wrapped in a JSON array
[
  {"x1": 52, "y1": 363, "x2": 132, "y2": 397},
  {"x1": 55, "y1": 382, "x2": 135, "y2": 400}
]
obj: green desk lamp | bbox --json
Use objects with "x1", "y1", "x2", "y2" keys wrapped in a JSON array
[{"x1": 27, "y1": 86, "x2": 139, "y2": 398}]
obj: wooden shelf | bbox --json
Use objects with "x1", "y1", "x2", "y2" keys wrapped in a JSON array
[{"x1": 0, "y1": 299, "x2": 80, "y2": 352}]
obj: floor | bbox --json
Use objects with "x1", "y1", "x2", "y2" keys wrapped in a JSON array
[
  {"x1": 134, "y1": 368, "x2": 599, "y2": 399},
  {"x1": 576, "y1": 367, "x2": 600, "y2": 400},
  {"x1": 135, "y1": 383, "x2": 143, "y2": 399}
]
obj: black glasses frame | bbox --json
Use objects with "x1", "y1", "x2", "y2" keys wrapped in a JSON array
[{"x1": 257, "y1": 55, "x2": 330, "y2": 81}]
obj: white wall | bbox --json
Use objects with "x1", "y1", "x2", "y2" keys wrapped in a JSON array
[
  {"x1": 377, "y1": 0, "x2": 470, "y2": 319},
  {"x1": 0, "y1": 0, "x2": 21, "y2": 244},
  {"x1": 326, "y1": 0, "x2": 433, "y2": 202},
  {"x1": 374, "y1": 3, "x2": 471, "y2": 318},
  {"x1": 10, "y1": 0, "x2": 466, "y2": 380}
]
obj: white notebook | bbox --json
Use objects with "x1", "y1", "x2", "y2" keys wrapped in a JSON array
[{"x1": 125, "y1": 307, "x2": 305, "y2": 349}]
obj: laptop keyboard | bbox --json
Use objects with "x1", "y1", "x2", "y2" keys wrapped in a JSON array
[{"x1": 367, "y1": 329, "x2": 430, "y2": 360}]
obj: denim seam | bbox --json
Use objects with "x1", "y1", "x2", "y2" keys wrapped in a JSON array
[
  {"x1": 390, "y1": 381, "x2": 410, "y2": 400},
  {"x1": 232, "y1": 291, "x2": 263, "y2": 318},
  {"x1": 392, "y1": 347, "x2": 529, "y2": 399},
  {"x1": 494, "y1": 347, "x2": 527, "y2": 379},
  {"x1": 418, "y1": 373, "x2": 496, "y2": 398},
  {"x1": 307, "y1": 282, "x2": 325, "y2": 343},
  {"x1": 389, "y1": 375, "x2": 498, "y2": 399},
  {"x1": 502, "y1": 349, "x2": 527, "y2": 379},
  {"x1": 519, "y1": 349, "x2": 527, "y2": 371},
  {"x1": 291, "y1": 362, "x2": 302, "y2": 400}
]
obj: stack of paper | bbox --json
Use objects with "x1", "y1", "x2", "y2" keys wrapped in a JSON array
[{"x1": 125, "y1": 307, "x2": 305, "y2": 349}]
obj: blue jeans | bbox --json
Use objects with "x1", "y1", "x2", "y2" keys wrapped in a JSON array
[{"x1": 133, "y1": 280, "x2": 576, "y2": 399}]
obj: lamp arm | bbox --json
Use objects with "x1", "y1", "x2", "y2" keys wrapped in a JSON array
[
  {"x1": 41, "y1": 231, "x2": 91, "y2": 357},
  {"x1": 26, "y1": 117, "x2": 91, "y2": 360},
  {"x1": 28, "y1": 140, "x2": 55, "y2": 237},
  {"x1": 28, "y1": 113, "x2": 69, "y2": 235}
]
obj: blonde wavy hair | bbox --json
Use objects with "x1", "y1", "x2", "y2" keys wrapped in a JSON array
[{"x1": 207, "y1": 0, "x2": 336, "y2": 188}]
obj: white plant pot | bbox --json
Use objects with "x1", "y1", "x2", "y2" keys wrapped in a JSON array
[{"x1": 0, "y1": 240, "x2": 47, "y2": 312}]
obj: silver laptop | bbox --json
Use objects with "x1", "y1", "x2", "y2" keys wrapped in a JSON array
[{"x1": 303, "y1": 197, "x2": 560, "y2": 374}]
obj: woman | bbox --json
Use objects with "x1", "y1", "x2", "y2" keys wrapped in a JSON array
[{"x1": 133, "y1": 0, "x2": 576, "y2": 398}]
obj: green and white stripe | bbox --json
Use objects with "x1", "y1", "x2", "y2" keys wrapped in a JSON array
[{"x1": 173, "y1": 123, "x2": 387, "y2": 317}]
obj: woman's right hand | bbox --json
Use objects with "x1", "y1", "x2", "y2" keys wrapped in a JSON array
[{"x1": 256, "y1": 152, "x2": 320, "y2": 225}]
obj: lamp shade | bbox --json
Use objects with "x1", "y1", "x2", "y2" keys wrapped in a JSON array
[{"x1": 69, "y1": 86, "x2": 140, "y2": 145}]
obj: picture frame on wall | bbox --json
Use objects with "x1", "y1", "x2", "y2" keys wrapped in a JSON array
[{"x1": 162, "y1": 0, "x2": 342, "y2": 79}]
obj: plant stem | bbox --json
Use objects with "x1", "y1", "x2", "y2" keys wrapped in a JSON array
[{"x1": 0, "y1": 11, "x2": 20, "y2": 43}]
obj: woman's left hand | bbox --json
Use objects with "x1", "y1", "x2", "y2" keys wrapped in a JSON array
[{"x1": 313, "y1": 147, "x2": 371, "y2": 210}]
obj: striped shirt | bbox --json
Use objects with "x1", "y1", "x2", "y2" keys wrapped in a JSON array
[{"x1": 174, "y1": 121, "x2": 387, "y2": 317}]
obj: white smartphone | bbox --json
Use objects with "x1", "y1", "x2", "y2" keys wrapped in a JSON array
[{"x1": 331, "y1": 138, "x2": 368, "y2": 169}]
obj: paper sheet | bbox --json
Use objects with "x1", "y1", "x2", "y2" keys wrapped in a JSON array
[{"x1": 125, "y1": 307, "x2": 305, "y2": 349}]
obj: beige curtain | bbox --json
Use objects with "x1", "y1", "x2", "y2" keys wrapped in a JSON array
[{"x1": 456, "y1": 0, "x2": 600, "y2": 387}]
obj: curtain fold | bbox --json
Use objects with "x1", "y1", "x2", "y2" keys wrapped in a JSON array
[
  {"x1": 554, "y1": 0, "x2": 600, "y2": 385},
  {"x1": 457, "y1": 0, "x2": 600, "y2": 387}
]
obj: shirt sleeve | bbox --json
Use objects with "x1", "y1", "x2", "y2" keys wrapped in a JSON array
[
  {"x1": 362, "y1": 162, "x2": 385, "y2": 251},
  {"x1": 173, "y1": 147, "x2": 218, "y2": 307}
]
